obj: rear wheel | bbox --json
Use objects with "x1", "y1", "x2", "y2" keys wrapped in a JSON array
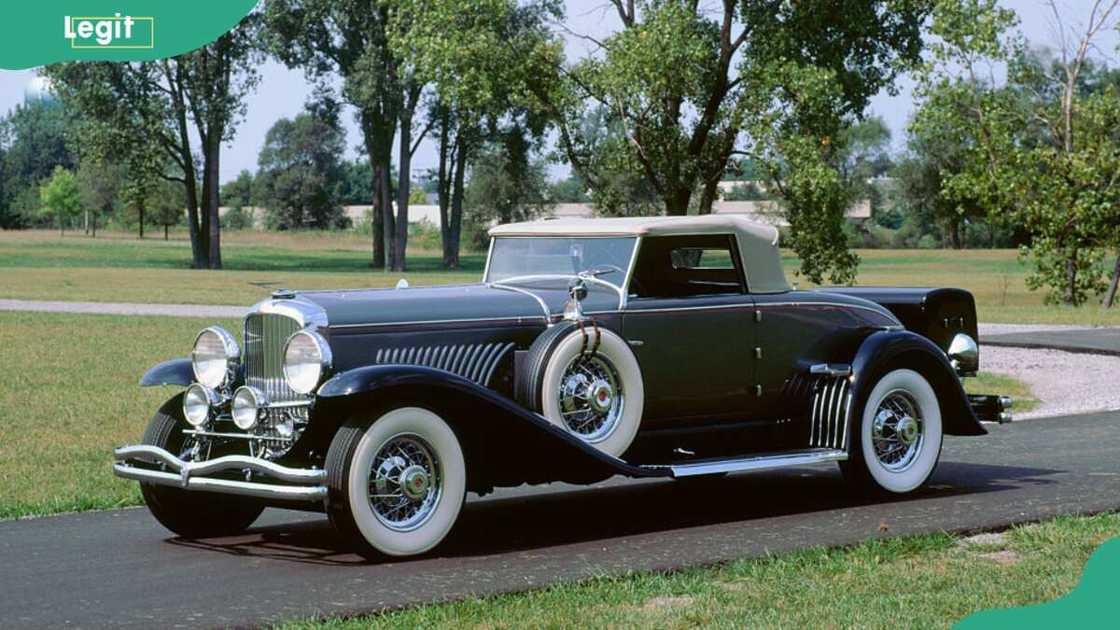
[
  {"x1": 139, "y1": 396, "x2": 265, "y2": 538},
  {"x1": 325, "y1": 406, "x2": 466, "y2": 558},
  {"x1": 840, "y1": 369, "x2": 943, "y2": 494}
]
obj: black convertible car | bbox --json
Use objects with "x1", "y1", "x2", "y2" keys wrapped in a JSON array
[{"x1": 114, "y1": 215, "x2": 1010, "y2": 557}]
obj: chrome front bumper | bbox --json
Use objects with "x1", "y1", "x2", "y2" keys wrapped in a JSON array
[{"x1": 112, "y1": 445, "x2": 328, "y2": 502}]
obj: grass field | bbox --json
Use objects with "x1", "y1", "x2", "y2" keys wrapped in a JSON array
[
  {"x1": 283, "y1": 512, "x2": 1120, "y2": 629},
  {"x1": 0, "y1": 310, "x2": 1035, "y2": 519},
  {"x1": 2, "y1": 229, "x2": 1119, "y2": 325},
  {"x1": 0, "y1": 311, "x2": 238, "y2": 519}
]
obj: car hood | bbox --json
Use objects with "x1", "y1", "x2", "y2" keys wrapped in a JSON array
[{"x1": 294, "y1": 283, "x2": 570, "y2": 329}]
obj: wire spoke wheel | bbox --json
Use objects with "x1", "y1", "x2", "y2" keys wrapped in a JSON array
[
  {"x1": 871, "y1": 389, "x2": 924, "y2": 472},
  {"x1": 367, "y1": 433, "x2": 442, "y2": 532},
  {"x1": 557, "y1": 354, "x2": 625, "y2": 443}
]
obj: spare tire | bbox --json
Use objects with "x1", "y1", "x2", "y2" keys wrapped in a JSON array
[{"x1": 517, "y1": 320, "x2": 644, "y2": 457}]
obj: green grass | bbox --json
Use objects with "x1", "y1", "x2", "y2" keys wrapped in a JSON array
[
  {"x1": 3, "y1": 230, "x2": 1119, "y2": 324},
  {"x1": 281, "y1": 513, "x2": 1120, "y2": 629},
  {"x1": 967, "y1": 372, "x2": 1041, "y2": 413},
  {"x1": 0, "y1": 311, "x2": 238, "y2": 519}
]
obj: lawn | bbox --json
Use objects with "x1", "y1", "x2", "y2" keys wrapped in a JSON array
[
  {"x1": 0, "y1": 311, "x2": 1036, "y2": 520},
  {"x1": 0, "y1": 311, "x2": 238, "y2": 519},
  {"x1": 283, "y1": 512, "x2": 1120, "y2": 629},
  {"x1": 2, "y1": 229, "x2": 1119, "y2": 325}
]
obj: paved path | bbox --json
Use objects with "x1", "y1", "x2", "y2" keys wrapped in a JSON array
[
  {"x1": 982, "y1": 328, "x2": 1120, "y2": 356},
  {"x1": 0, "y1": 299, "x2": 246, "y2": 318},
  {"x1": 2, "y1": 412, "x2": 1119, "y2": 628}
]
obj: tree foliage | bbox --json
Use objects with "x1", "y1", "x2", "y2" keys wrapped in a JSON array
[
  {"x1": 0, "y1": 98, "x2": 78, "y2": 227},
  {"x1": 39, "y1": 166, "x2": 80, "y2": 234},
  {"x1": 254, "y1": 106, "x2": 348, "y2": 230}
]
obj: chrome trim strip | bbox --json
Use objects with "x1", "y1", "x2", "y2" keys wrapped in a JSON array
[
  {"x1": 615, "y1": 301, "x2": 899, "y2": 318},
  {"x1": 112, "y1": 465, "x2": 327, "y2": 502},
  {"x1": 620, "y1": 235, "x2": 642, "y2": 310},
  {"x1": 113, "y1": 445, "x2": 325, "y2": 483},
  {"x1": 669, "y1": 448, "x2": 847, "y2": 477},
  {"x1": 182, "y1": 429, "x2": 294, "y2": 442},
  {"x1": 330, "y1": 315, "x2": 544, "y2": 330},
  {"x1": 481, "y1": 236, "x2": 496, "y2": 282},
  {"x1": 485, "y1": 283, "x2": 552, "y2": 320}
]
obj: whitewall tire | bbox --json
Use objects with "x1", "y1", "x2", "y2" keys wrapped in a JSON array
[
  {"x1": 524, "y1": 323, "x2": 644, "y2": 457},
  {"x1": 326, "y1": 407, "x2": 466, "y2": 557},
  {"x1": 842, "y1": 368, "x2": 943, "y2": 494}
]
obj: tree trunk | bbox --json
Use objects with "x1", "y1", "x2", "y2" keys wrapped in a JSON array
[
  {"x1": 1104, "y1": 252, "x2": 1120, "y2": 308},
  {"x1": 664, "y1": 187, "x2": 691, "y2": 216},
  {"x1": 204, "y1": 131, "x2": 222, "y2": 269},
  {"x1": 169, "y1": 64, "x2": 206, "y2": 269},
  {"x1": 138, "y1": 202, "x2": 144, "y2": 239},
  {"x1": 393, "y1": 109, "x2": 413, "y2": 272},
  {"x1": 698, "y1": 176, "x2": 720, "y2": 215},
  {"x1": 379, "y1": 163, "x2": 396, "y2": 269},
  {"x1": 446, "y1": 140, "x2": 467, "y2": 270},
  {"x1": 1064, "y1": 255, "x2": 1078, "y2": 306},
  {"x1": 91, "y1": 212, "x2": 97, "y2": 238},
  {"x1": 83, "y1": 210, "x2": 89, "y2": 235},
  {"x1": 164, "y1": 225, "x2": 169, "y2": 241}
]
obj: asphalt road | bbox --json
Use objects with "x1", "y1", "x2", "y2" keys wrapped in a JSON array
[
  {"x1": 3, "y1": 412, "x2": 1119, "y2": 628},
  {"x1": 982, "y1": 328, "x2": 1120, "y2": 356}
]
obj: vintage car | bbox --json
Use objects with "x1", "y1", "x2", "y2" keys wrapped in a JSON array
[{"x1": 114, "y1": 215, "x2": 1011, "y2": 557}]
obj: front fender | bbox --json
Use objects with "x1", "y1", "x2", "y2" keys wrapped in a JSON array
[
  {"x1": 139, "y1": 358, "x2": 193, "y2": 387},
  {"x1": 851, "y1": 330, "x2": 986, "y2": 436},
  {"x1": 316, "y1": 365, "x2": 666, "y2": 489}
]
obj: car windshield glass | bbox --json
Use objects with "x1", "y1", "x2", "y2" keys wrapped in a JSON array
[{"x1": 486, "y1": 237, "x2": 637, "y2": 287}]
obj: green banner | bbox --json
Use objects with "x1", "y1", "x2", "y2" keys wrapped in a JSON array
[
  {"x1": 957, "y1": 537, "x2": 1120, "y2": 628},
  {"x1": 0, "y1": 2, "x2": 257, "y2": 70}
]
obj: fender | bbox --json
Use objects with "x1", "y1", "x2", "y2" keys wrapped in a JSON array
[
  {"x1": 316, "y1": 364, "x2": 667, "y2": 489},
  {"x1": 850, "y1": 329, "x2": 986, "y2": 436},
  {"x1": 139, "y1": 358, "x2": 193, "y2": 387}
]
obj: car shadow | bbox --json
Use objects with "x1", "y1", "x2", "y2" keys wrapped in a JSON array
[{"x1": 167, "y1": 460, "x2": 1060, "y2": 566}]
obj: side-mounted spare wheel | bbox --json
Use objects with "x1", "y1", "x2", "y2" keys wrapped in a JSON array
[
  {"x1": 517, "y1": 321, "x2": 644, "y2": 457},
  {"x1": 139, "y1": 396, "x2": 265, "y2": 538},
  {"x1": 325, "y1": 406, "x2": 467, "y2": 558},
  {"x1": 840, "y1": 368, "x2": 944, "y2": 494}
]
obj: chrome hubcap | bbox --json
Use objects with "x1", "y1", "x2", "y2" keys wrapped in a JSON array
[
  {"x1": 368, "y1": 434, "x2": 441, "y2": 532},
  {"x1": 872, "y1": 390, "x2": 924, "y2": 472},
  {"x1": 558, "y1": 355, "x2": 624, "y2": 443}
]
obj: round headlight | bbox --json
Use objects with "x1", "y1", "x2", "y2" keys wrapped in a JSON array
[
  {"x1": 283, "y1": 330, "x2": 332, "y2": 395},
  {"x1": 191, "y1": 326, "x2": 240, "y2": 389},
  {"x1": 232, "y1": 386, "x2": 264, "y2": 430},
  {"x1": 183, "y1": 383, "x2": 218, "y2": 428}
]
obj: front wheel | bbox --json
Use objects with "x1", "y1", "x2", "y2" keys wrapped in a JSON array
[
  {"x1": 139, "y1": 397, "x2": 265, "y2": 538},
  {"x1": 325, "y1": 407, "x2": 466, "y2": 558},
  {"x1": 840, "y1": 369, "x2": 943, "y2": 494}
]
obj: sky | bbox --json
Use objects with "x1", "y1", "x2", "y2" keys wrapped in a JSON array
[{"x1": 0, "y1": 0, "x2": 1116, "y2": 184}]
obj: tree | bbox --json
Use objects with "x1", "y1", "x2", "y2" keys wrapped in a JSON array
[
  {"x1": 394, "y1": 0, "x2": 560, "y2": 268},
  {"x1": 265, "y1": 0, "x2": 401, "y2": 269},
  {"x1": 464, "y1": 141, "x2": 553, "y2": 240},
  {"x1": 76, "y1": 159, "x2": 126, "y2": 237},
  {"x1": 221, "y1": 169, "x2": 255, "y2": 208},
  {"x1": 39, "y1": 166, "x2": 80, "y2": 235},
  {"x1": 149, "y1": 179, "x2": 185, "y2": 240},
  {"x1": 0, "y1": 98, "x2": 78, "y2": 228},
  {"x1": 916, "y1": 0, "x2": 1120, "y2": 305},
  {"x1": 254, "y1": 106, "x2": 348, "y2": 230},
  {"x1": 549, "y1": 174, "x2": 589, "y2": 203},
  {"x1": 45, "y1": 14, "x2": 263, "y2": 269}
]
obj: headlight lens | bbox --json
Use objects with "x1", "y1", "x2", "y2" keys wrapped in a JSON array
[
  {"x1": 231, "y1": 386, "x2": 264, "y2": 430},
  {"x1": 283, "y1": 330, "x2": 332, "y2": 395},
  {"x1": 183, "y1": 383, "x2": 217, "y2": 427},
  {"x1": 191, "y1": 326, "x2": 240, "y2": 388}
]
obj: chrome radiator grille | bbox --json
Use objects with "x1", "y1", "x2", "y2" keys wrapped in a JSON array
[{"x1": 244, "y1": 313, "x2": 303, "y2": 403}]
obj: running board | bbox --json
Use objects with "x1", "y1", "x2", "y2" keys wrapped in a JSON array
[{"x1": 666, "y1": 448, "x2": 847, "y2": 478}]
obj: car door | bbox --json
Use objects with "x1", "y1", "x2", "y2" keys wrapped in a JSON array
[{"x1": 620, "y1": 234, "x2": 756, "y2": 422}]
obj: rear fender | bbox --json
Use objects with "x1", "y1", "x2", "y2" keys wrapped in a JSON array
[
  {"x1": 851, "y1": 330, "x2": 986, "y2": 437},
  {"x1": 140, "y1": 358, "x2": 193, "y2": 387},
  {"x1": 315, "y1": 365, "x2": 665, "y2": 491}
]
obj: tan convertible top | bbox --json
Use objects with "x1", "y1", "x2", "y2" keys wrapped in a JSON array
[{"x1": 489, "y1": 215, "x2": 792, "y2": 293}]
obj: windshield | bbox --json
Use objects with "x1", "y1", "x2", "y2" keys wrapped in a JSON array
[{"x1": 486, "y1": 237, "x2": 638, "y2": 287}]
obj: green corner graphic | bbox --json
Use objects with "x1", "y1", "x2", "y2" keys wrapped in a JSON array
[
  {"x1": 957, "y1": 536, "x2": 1120, "y2": 629},
  {"x1": 1, "y1": 2, "x2": 256, "y2": 70}
]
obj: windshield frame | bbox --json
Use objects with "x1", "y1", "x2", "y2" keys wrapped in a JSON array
[{"x1": 483, "y1": 235, "x2": 642, "y2": 307}]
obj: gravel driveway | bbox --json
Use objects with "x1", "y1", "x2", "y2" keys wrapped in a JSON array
[{"x1": 982, "y1": 345, "x2": 1120, "y2": 419}]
